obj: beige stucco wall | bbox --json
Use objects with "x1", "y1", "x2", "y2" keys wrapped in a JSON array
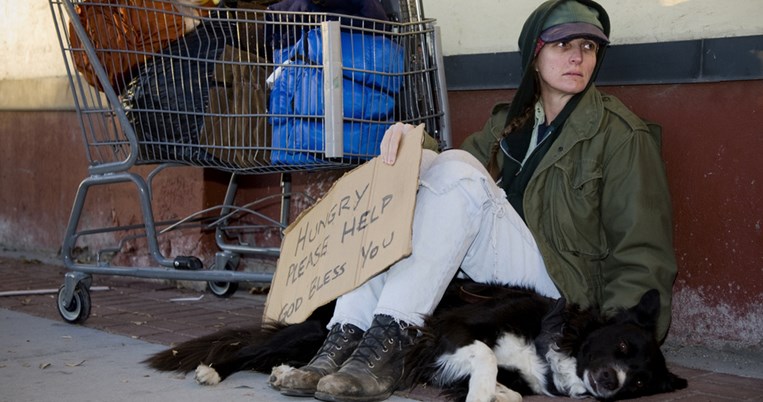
[
  {"x1": 0, "y1": 1, "x2": 71, "y2": 110},
  {"x1": 1, "y1": 1, "x2": 66, "y2": 80},
  {"x1": 423, "y1": 0, "x2": 763, "y2": 55},
  {"x1": 5, "y1": 0, "x2": 763, "y2": 84}
]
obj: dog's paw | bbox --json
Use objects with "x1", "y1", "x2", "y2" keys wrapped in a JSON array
[
  {"x1": 493, "y1": 383, "x2": 523, "y2": 402},
  {"x1": 268, "y1": 364, "x2": 296, "y2": 390},
  {"x1": 195, "y1": 364, "x2": 221, "y2": 386}
]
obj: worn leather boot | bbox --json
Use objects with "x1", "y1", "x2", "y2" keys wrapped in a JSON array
[
  {"x1": 270, "y1": 323, "x2": 364, "y2": 397},
  {"x1": 314, "y1": 315, "x2": 413, "y2": 402}
]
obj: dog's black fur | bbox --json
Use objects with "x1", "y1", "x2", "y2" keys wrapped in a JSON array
[
  {"x1": 401, "y1": 280, "x2": 687, "y2": 401},
  {"x1": 144, "y1": 301, "x2": 335, "y2": 379},
  {"x1": 144, "y1": 280, "x2": 687, "y2": 401}
]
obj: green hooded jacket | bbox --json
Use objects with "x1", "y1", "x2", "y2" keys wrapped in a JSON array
[{"x1": 458, "y1": 0, "x2": 677, "y2": 341}]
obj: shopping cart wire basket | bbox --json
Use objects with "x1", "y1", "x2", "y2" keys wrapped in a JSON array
[{"x1": 48, "y1": 0, "x2": 450, "y2": 323}]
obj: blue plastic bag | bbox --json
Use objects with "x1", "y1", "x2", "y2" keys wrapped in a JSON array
[{"x1": 269, "y1": 28, "x2": 404, "y2": 165}]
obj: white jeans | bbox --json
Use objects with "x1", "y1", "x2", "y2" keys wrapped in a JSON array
[{"x1": 328, "y1": 149, "x2": 560, "y2": 330}]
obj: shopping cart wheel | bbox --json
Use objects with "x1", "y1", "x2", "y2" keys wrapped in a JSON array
[
  {"x1": 207, "y1": 263, "x2": 239, "y2": 298},
  {"x1": 57, "y1": 283, "x2": 91, "y2": 324}
]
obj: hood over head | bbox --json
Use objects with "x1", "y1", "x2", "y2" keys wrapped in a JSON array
[{"x1": 506, "y1": 0, "x2": 610, "y2": 129}]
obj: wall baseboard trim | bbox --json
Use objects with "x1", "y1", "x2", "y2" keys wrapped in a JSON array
[
  {"x1": 6, "y1": 35, "x2": 761, "y2": 109},
  {"x1": 444, "y1": 34, "x2": 763, "y2": 90}
]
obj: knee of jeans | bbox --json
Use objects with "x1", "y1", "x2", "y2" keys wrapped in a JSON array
[
  {"x1": 431, "y1": 149, "x2": 486, "y2": 171},
  {"x1": 419, "y1": 149, "x2": 437, "y2": 175},
  {"x1": 420, "y1": 155, "x2": 498, "y2": 196}
]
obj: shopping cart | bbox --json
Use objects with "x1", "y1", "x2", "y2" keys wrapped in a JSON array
[{"x1": 48, "y1": 0, "x2": 450, "y2": 323}]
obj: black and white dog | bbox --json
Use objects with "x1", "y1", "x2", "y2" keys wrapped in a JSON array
[
  {"x1": 400, "y1": 280, "x2": 687, "y2": 401},
  {"x1": 144, "y1": 280, "x2": 687, "y2": 401}
]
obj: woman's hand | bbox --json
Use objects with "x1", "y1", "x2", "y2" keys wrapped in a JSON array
[{"x1": 380, "y1": 122, "x2": 416, "y2": 165}]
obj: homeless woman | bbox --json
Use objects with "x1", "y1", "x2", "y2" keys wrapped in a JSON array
[{"x1": 271, "y1": 1, "x2": 677, "y2": 401}]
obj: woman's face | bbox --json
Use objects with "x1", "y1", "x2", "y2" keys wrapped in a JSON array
[{"x1": 535, "y1": 38, "x2": 599, "y2": 100}]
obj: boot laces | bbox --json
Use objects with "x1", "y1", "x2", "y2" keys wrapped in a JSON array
[
  {"x1": 317, "y1": 325, "x2": 357, "y2": 358},
  {"x1": 354, "y1": 321, "x2": 400, "y2": 368}
]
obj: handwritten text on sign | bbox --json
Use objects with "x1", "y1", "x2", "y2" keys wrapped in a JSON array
[{"x1": 264, "y1": 126, "x2": 424, "y2": 324}]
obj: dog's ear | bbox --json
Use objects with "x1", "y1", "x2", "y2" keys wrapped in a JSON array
[
  {"x1": 538, "y1": 298, "x2": 566, "y2": 337},
  {"x1": 659, "y1": 371, "x2": 689, "y2": 392},
  {"x1": 535, "y1": 298, "x2": 567, "y2": 356},
  {"x1": 542, "y1": 297, "x2": 567, "y2": 332},
  {"x1": 627, "y1": 289, "x2": 661, "y2": 331}
]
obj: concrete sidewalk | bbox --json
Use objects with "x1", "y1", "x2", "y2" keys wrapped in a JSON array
[
  {"x1": 0, "y1": 308, "x2": 419, "y2": 402},
  {"x1": 1, "y1": 253, "x2": 762, "y2": 401},
  {"x1": 0, "y1": 254, "x2": 436, "y2": 402}
]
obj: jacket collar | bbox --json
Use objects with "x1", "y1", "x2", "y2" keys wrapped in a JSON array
[{"x1": 534, "y1": 85, "x2": 604, "y2": 171}]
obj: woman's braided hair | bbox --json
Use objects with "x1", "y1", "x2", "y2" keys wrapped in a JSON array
[{"x1": 486, "y1": 73, "x2": 540, "y2": 179}]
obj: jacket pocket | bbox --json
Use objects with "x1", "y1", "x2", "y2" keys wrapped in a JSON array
[{"x1": 546, "y1": 158, "x2": 609, "y2": 260}]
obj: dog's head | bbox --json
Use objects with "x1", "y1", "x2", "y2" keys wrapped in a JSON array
[{"x1": 575, "y1": 290, "x2": 688, "y2": 400}]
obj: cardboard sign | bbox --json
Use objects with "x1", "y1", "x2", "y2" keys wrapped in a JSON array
[{"x1": 264, "y1": 126, "x2": 424, "y2": 324}]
